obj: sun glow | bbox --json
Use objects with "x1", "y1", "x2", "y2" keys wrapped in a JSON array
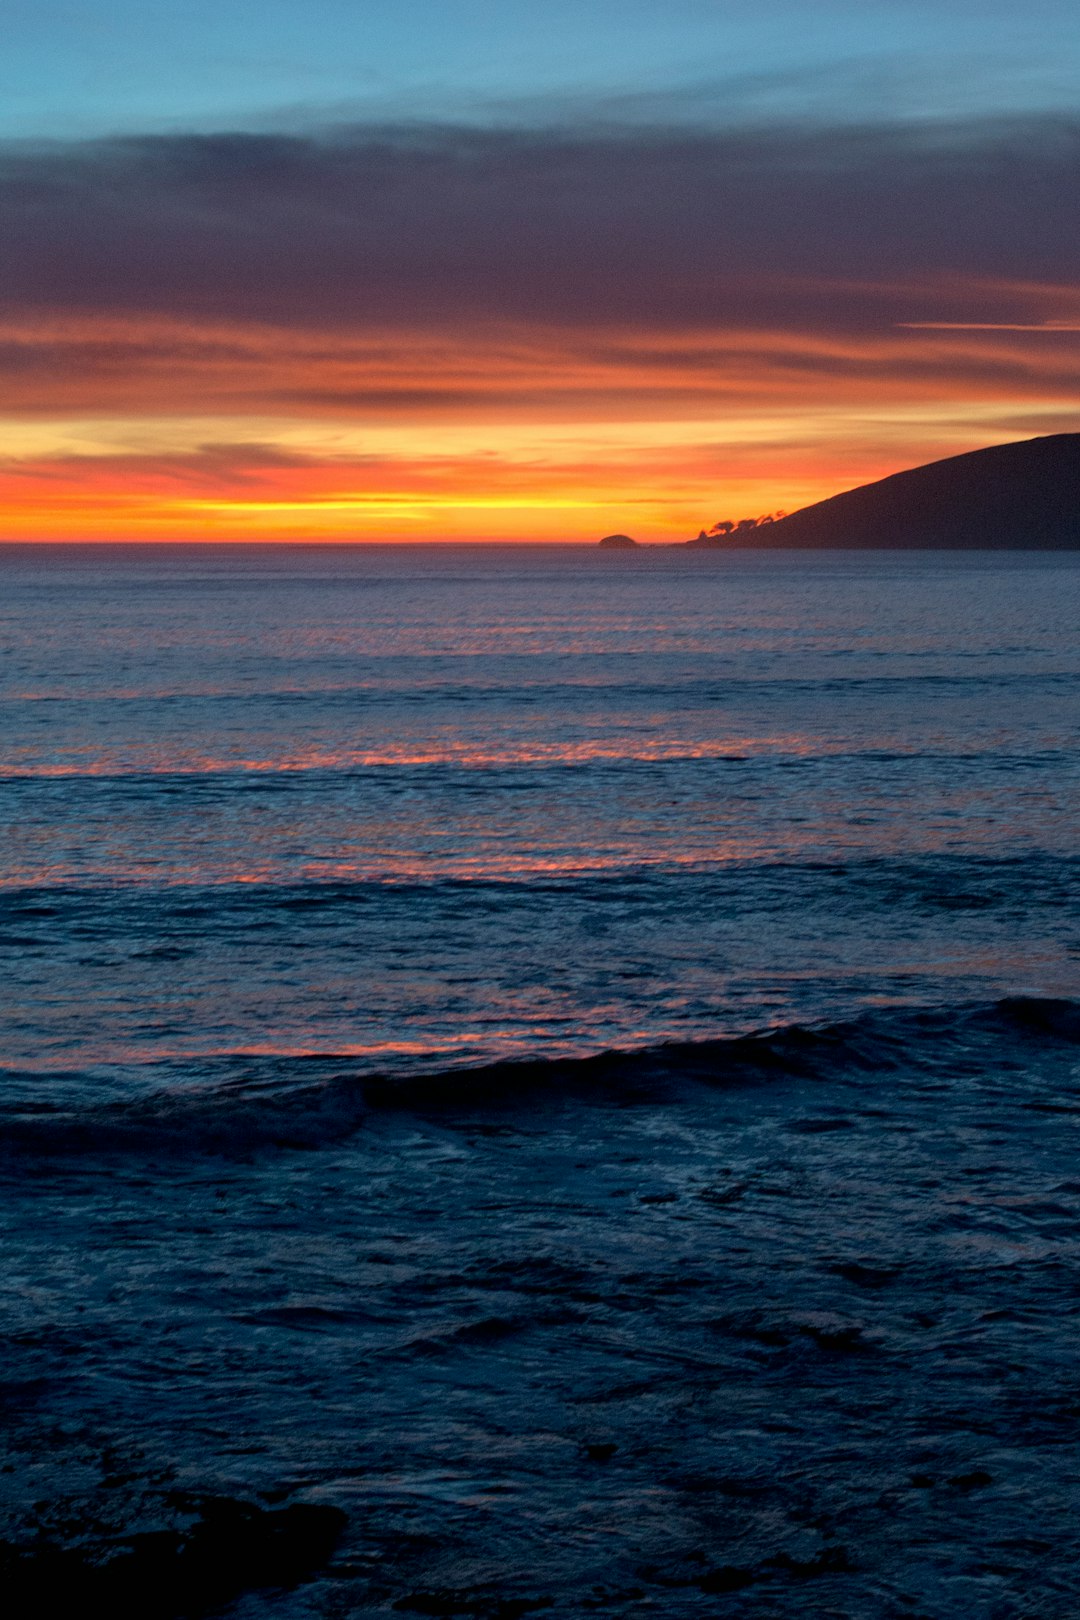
[{"x1": 2, "y1": 303, "x2": 1079, "y2": 540}]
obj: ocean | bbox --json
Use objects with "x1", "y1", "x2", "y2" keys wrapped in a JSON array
[{"x1": 2, "y1": 543, "x2": 1079, "y2": 1617}]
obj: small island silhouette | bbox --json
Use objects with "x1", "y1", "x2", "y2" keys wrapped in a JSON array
[{"x1": 598, "y1": 533, "x2": 638, "y2": 549}]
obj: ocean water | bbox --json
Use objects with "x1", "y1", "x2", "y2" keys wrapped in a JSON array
[{"x1": 1, "y1": 543, "x2": 1079, "y2": 1618}]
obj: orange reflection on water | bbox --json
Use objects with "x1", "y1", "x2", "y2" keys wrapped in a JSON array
[
  {"x1": 10, "y1": 1026, "x2": 669, "y2": 1074},
  {"x1": 0, "y1": 732, "x2": 828, "y2": 778}
]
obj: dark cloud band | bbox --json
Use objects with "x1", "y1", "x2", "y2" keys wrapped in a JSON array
[{"x1": 3, "y1": 116, "x2": 1079, "y2": 332}]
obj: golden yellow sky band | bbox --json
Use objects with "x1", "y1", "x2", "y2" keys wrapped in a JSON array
[{"x1": 2, "y1": 289, "x2": 1079, "y2": 540}]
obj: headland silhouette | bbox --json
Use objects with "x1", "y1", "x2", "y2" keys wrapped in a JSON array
[{"x1": 683, "y1": 434, "x2": 1080, "y2": 549}]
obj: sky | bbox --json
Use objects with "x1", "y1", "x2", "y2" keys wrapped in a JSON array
[{"x1": 2, "y1": 1, "x2": 1080, "y2": 540}]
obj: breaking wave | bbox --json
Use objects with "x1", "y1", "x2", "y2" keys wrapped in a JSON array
[{"x1": 3, "y1": 995, "x2": 1077, "y2": 1160}]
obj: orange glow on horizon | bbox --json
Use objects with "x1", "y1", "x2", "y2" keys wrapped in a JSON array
[{"x1": 2, "y1": 294, "x2": 1079, "y2": 541}]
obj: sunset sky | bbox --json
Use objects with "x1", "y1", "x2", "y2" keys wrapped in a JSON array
[{"x1": 3, "y1": 0, "x2": 1080, "y2": 540}]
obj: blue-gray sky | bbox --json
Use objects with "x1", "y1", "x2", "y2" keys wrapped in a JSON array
[{"x1": 5, "y1": 0, "x2": 1080, "y2": 136}]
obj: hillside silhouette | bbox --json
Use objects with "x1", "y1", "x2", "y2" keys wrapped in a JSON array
[{"x1": 735, "y1": 434, "x2": 1080, "y2": 548}]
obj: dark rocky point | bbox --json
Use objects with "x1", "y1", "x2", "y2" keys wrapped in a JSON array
[
  {"x1": 0, "y1": 1497, "x2": 347, "y2": 1618},
  {"x1": 736, "y1": 433, "x2": 1080, "y2": 548}
]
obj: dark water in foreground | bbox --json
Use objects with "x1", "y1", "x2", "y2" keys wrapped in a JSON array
[{"x1": 1, "y1": 545, "x2": 1079, "y2": 1617}]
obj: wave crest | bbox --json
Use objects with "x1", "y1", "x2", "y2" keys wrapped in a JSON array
[{"x1": 2, "y1": 996, "x2": 1077, "y2": 1163}]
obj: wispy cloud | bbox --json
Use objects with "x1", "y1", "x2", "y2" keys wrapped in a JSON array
[{"x1": 898, "y1": 321, "x2": 1080, "y2": 331}]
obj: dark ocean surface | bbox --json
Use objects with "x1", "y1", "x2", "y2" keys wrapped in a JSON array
[{"x1": 1, "y1": 544, "x2": 1079, "y2": 1618}]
